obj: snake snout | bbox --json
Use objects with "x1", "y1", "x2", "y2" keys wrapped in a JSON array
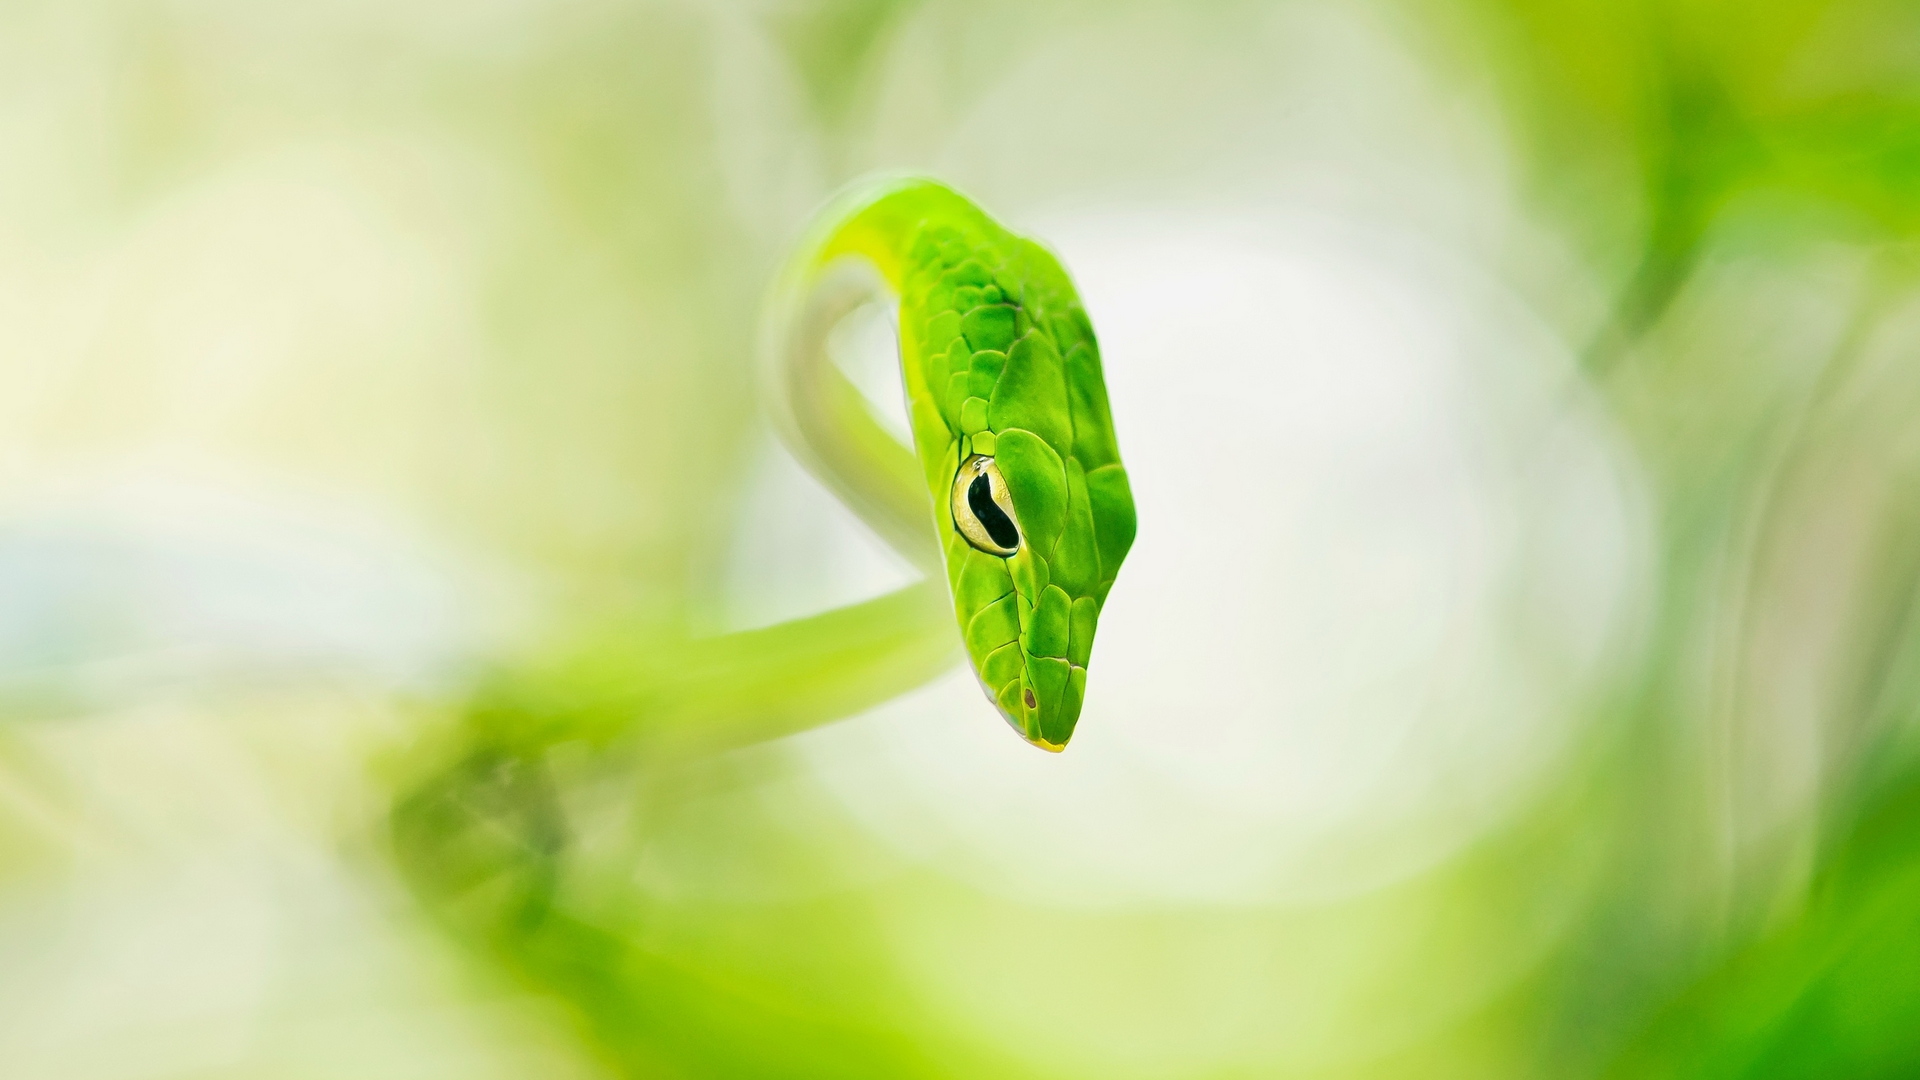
[{"x1": 976, "y1": 672, "x2": 1065, "y2": 752}]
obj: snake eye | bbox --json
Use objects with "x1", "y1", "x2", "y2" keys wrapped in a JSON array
[{"x1": 952, "y1": 454, "x2": 1020, "y2": 556}]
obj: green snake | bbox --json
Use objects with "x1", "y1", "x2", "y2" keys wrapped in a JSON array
[
  {"x1": 388, "y1": 178, "x2": 1138, "y2": 1073},
  {"x1": 766, "y1": 177, "x2": 1135, "y2": 750}
]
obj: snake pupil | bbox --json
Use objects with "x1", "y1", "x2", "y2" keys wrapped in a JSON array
[{"x1": 968, "y1": 473, "x2": 1019, "y2": 549}]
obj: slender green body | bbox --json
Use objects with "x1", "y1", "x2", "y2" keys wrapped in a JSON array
[
  {"x1": 396, "y1": 183, "x2": 1136, "y2": 1080},
  {"x1": 798, "y1": 180, "x2": 1136, "y2": 750}
]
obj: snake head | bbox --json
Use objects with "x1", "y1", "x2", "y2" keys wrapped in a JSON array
[
  {"x1": 915, "y1": 235, "x2": 1136, "y2": 751},
  {"x1": 944, "y1": 448, "x2": 1133, "y2": 749}
]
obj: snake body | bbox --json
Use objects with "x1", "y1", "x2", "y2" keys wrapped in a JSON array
[
  {"x1": 769, "y1": 178, "x2": 1135, "y2": 750},
  {"x1": 389, "y1": 179, "x2": 1137, "y2": 1079}
]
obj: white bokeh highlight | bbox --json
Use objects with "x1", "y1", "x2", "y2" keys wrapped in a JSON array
[{"x1": 740, "y1": 208, "x2": 1648, "y2": 908}]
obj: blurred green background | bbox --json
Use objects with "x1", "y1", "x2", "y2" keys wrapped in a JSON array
[{"x1": 5, "y1": 1, "x2": 1920, "y2": 1077}]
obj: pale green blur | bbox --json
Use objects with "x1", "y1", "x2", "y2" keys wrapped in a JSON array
[{"x1": 2, "y1": 2, "x2": 1920, "y2": 1078}]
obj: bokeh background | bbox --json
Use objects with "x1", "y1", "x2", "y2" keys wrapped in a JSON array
[{"x1": 5, "y1": 1, "x2": 1920, "y2": 1077}]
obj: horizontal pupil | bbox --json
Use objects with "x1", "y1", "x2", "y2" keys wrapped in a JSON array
[{"x1": 968, "y1": 473, "x2": 1019, "y2": 549}]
